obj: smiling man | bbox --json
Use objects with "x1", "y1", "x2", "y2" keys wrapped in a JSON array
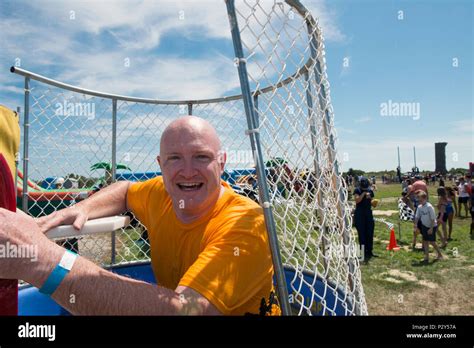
[{"x1": 0, "y1": 116, "x2": 278, "y2": 315}]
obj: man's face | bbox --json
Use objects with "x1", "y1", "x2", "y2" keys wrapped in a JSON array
[{"x1": 158, "y1": 126, "x2": 225, "y2": 217}]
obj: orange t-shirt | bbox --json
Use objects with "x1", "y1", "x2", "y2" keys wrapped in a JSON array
[{"x1": 127, "y1": 176, "x2": 277, "y2": 315}]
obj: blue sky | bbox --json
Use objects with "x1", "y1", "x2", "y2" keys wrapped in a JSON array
[
  {"x1": 325, "y1": 0, "x2": 472, "y2": 172},
  {"x1": 0, "y1": 0, "x2": 472, "y2": 175}
]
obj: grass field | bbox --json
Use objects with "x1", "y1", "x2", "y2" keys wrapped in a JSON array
[{"x1": 359, "y1": 183, "x2": 474, "y2": 315}]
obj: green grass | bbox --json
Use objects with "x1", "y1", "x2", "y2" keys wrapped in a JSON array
[
  {"x1": 372, "y1": 183, "x2": 405, "y2": 199},
  {"x1": 359, "y1": 183, "x2": 474, "y2": 315}
]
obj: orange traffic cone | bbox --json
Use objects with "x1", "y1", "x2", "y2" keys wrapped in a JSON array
[{"x1": 386, "y1": 228, "x2": 400, "y2": 251}]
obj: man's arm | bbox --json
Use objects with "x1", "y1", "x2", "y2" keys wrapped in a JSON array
[
  {"x1": 36, "y1": 181, "x2": 132, "y2": 232},
  {"x1": 1, "y1": 208, "x2": 221, "y2": 315},
  {"x1": 354, "y1": 191, "x2": 370, "y2": 204},
  {"x1": 44, "y1": 249, "x2": 221, "y2": 315}
]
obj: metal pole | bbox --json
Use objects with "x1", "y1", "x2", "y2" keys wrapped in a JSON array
[
  {"x1": 397, "y1": 146, "x2": 401, "y2": 183},
  {"x1": 413, "y1": 146, "x2": 417, "y2": 168},
  {"x1": 187, "y1": 102, "x2": 193, "y2": 115},
  {"x1": 15, "y1": 107, "x2": 20, "y2": 204},
  {"x1": 111, "y1": 99, "x2": 117, "y2": 265},
  {"x1": 397, "y1": 146, "x2": 401, "y2": 168},
  {"x1": 22, "y1": 77, "x2": 30, "y2": 213},
  {"x1": 225, "y1": 0, "x2": 291, "y2": 315}
]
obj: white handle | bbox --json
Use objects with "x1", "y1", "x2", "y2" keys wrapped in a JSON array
[{"x1": 45, "y1": 216, "x2": 130, "y2": 239}]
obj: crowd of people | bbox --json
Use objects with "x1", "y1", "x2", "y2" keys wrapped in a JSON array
[
  {"x1": 400, "y1": 173, "x2": 473, "y2": 263},
  {"x1": 349, "y1": 171, "x2": 473, "y2": 265}
]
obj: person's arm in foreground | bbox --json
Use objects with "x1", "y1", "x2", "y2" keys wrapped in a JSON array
[
  {"x1": 0, "y1": 208, "x2": 221, "y2": 315},
  {"x1": 36, "y1": 181, "x2": 132, "y2": 232}
]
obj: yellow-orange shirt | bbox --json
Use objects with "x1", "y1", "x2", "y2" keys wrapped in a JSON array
[
  {"x1": 0, "y1": 105, "x2": 20, "y2": 177},
  {"x1": 127, "y1": 176, "x2": 276, "y2": 315}
]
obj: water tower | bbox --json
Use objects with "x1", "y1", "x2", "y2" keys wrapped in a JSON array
[{"x1": 435, "y1": 142, "x2": 448, "y2": 174}]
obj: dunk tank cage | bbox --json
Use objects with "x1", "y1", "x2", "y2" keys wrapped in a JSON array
[{"x1": 10, "y1": 0, "x2": 367, "y2": 315}]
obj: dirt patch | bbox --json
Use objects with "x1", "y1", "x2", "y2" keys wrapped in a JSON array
[
  {"x1": 376, "y1": 269, "x2": 438, "y2": 289},
  {"x1": 418, "y1": 280, "x2": 438, "y2": 289},
  {"x1": 380, "y1": 197, "x2": 399, "y2": 203},
  {"x1": 387, "y1": 269, "x2": 417, "y2": 282},
  {"x1": 373, "y1": 210, "x2": 398, "y2": 216},
  {"x1": 383, "y1": 277, "x2": 403, "y2": 284}
]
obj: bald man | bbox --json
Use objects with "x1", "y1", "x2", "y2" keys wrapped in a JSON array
[{"x1": 0, "y1": 116, "x2": 278, "y2": 315}]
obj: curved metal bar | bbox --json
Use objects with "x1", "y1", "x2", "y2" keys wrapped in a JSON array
[{"x1": 10, "y1": 1, "x2": 318, "y2": 106}]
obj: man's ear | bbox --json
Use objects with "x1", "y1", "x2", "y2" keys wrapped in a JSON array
[
  {"x1": 218, "y1": 151, "x2": 226, "y2": 173},
  {"x1": 157, "y1": 155, "x2": 161, "y2": 168}
]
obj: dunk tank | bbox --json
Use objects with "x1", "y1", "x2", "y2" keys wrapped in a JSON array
[{"x1": 8, "y1": 0, "x2": 367, "y2": 315}]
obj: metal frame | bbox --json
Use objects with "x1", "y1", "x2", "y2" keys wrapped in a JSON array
[
  {"x1": 225, "y1": 0, "x2": 291, "y2": 316},
  {"x1": 21, "y1": 77, "x2": 30, "y2": 213},
  {"x1": 9, "y1": 0, "x2": 361, "y2": 315}
]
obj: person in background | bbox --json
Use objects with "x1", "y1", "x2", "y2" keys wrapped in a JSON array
[
  {"x1": 55, "y1": 177, "x2": 65, "y2": 189},
  {"x1": 470, "y1": 186, "x2": 474, "y2": 238},
  {"x1": 424, "y1": 174, "x2": 430, "y2": 185},
  {"x1": 401, "y1": 188, "x2": 415, "y2": 212},
  {"x1": 436, "y1": 187, "x2": 448, "y2": 248},
  {"x1": 409, "y1": 176, "x2": 429, "y2": 199},
  {"x1": 453, "y1": 180, "x2": 460, "y2": 213},
  {"x1": 465, "y1": 174, "x2": 474, "y2": 237},
  {"x1": 413, "y1": 191, "x2": 443, "y2": 264},
  {"x1": 457, "y1": 177, "x2": 470, "y2": 218},
  {"x1": 445, "y1": 186, "x2": 456, "y2": 241},
  {"x1": 406, "y1": 185, "x2": 421, "y2": 212},
  {"x1": 353, "y1": 177, "x2": 376, "y2": 262},
  {"x1": 402, "y1": 177, "x2": 409, "y2": 190},
  {"x1": 407, "y1": 186, "x2": 423, "y2": 250},
  {"x1": 439, "y1": 176, "x2": 445, "y2": 188},
  {"x1": 370, "y1": 177, "x2": 378, "y2": 192}
]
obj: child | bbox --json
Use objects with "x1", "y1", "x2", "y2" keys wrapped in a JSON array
[
  {"x1": 436, "y1": 187, "x2": 448, "y2": 248},
  {"x1": 458, "y1": 177, "x2": 470, "y2": 218},
  {"x1": 413, "y1": 191, "x2": 443, "y2": 263}
]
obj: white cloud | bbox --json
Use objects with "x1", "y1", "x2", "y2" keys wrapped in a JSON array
[
  {"x1": 451, "y1": 119, "x2": 474, "y2": 134},
  {"x1": 304, "y1": 0, "x2": 346, "y2": 42},
  {"x1": 1, "y1": 0, "x2": 345, "y2": 99},
  {"x1": 1, "y1": 0, "x2": 347, "y2": 176}
]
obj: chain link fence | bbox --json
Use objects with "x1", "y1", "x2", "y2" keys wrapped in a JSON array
[{"x1": 11, "y1": 0, "x2": 367, "y2": 315}]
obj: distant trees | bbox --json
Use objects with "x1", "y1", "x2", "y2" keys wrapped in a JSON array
[
  {"x1": 345, "y1": 168, "x2": 365, "y2": 178},
  {"x1": 448, "y1": 167, "x2": 468, "y2": 176}
]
